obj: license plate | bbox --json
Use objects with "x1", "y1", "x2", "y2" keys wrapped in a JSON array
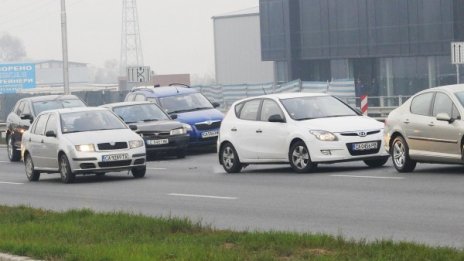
[
  {"x1": 146, "y1": 139, "x2": 168, "y2": 145},
  {"x1": 201, "y1": 130, "x2": 219, "y2": 138},
  {"x1": 102, "y1": 153, "x2": 129, "y2": 162},
  {"x1": 352, "y1": 142, "x2": 378, "y2": 151}
]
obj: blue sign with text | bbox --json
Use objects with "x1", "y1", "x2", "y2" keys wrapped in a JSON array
[{"x1": 0, "y1": 63, "x2": 36, "y2": 94}]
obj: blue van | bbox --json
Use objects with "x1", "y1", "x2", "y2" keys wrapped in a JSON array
[{"x1": 125, "y1": 86, "x2": 224, "y2": 146}]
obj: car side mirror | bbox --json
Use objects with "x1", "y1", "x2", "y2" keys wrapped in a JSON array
[
  {"x1": 129, "y1": 124, "x2": 138, "y2": 131},
  {"x1": 45, "y1": 130, "x2": 56, "y2": 137},
  {"x1": 268, "y1": 114, "x2": 285, "y2": 123},
  {"x1": 20, "y1": 114, "x2": 33, "y2": 122},
  {"x1": 436, "y1": 113, "x2": 454, "y2": 123},
  {"x1": 170, "y1": 114, "x2": 178, "y2": 120},
  {"x1": 211, "y1": 102, "x2": 220, "y2": 108}
]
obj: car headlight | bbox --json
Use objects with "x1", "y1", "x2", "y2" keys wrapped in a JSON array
[
  {"x1": 170, "y1": 128, "x2": 186, "y2": 135},
  {"x1": 182, "y1": 123, "x2": 192, "y2": 132},
  {"x1": 75, "y1": 144, "x2": 95, "y2": 152},
  {"x1": 310, "y1": 130, "x2": 338, "y2": 141},
  {"x1": 129, "y1": 140, "x2": 144, "y2": 149}
]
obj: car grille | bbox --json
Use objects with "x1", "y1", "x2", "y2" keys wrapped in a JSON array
[
  {"x1": 97, "y1": 142, "x2": 128, "y2": 150},
  {"x1": 195, "y1": 121, "x2": 221, "y2": 131},
  {"x1": 98, "y1": 160, "x2": 132, "y2": 168},
  {"x1": 141, "y1": 131, "x2": 171, "y2": 139},
  {"x1": 346, "y1": 141, "x2": 381, "y2": 156},
  {"x1": 340, "y1": 130, "x2": 381, "y2": 137}
]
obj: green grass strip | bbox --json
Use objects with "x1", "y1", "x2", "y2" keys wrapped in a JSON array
[{"x1": 0, "y1": 205, "x2": 462, "y2": 261}]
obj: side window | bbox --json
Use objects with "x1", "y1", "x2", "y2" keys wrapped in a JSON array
[
  {"x1": 260, "y1": 100, "x2": 284, "y2": 121},
  {"x1": 45, "y1": 114, "x2": 57, "y2": 135},
  {"x1": 22, "y1": 102, "x2": 31, "y2": 115},
  {"x1": 239, "y1": 99, "x2": 261, "y2": 121},
  {"x1": 135, "y1": 94, "x2": 146, "y2": 101},
  {"x1": 126, "y1": 93, "x2": 135, "y2": 101},
  {"x1": 15, "y1": 101, "x2": 25, "y2": 115},
  {"x1": 452, "y1": 105, "x2": 461, "y2": 119},
  {"x1": 432, "y1": 93, "x2": 453, "y2": 117},
  {"x1": 33, "y1": 114, "x2": 49, "y2": 136},
  {"x1": 234, "y1": 102, "x2": 244, "y2": 117},
  {"x1": 410, "y1": 92, "x2": 434, "y2": 116}
]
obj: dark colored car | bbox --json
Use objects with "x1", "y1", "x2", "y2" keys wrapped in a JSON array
[
  {"x1": 124, "y1": 85, "x2": 224, "y2": 147},
  {"x1": 102, "y1": 101, "x2": 190, "y2": 158},
  {"x1": 5, "y1": 95, "x2": 86, "y2": 161}
]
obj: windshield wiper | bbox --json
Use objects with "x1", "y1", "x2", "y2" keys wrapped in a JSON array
[
  {"x1": 297, "y1": 117, "x2": 316, "y2": 121},
  {"x1": 143, "y1": 119, "x2": 159, "y2": 122},
  {"x1": 169, "y1": 109, "x2": 196, "y2": 114},
  {"x1": 324, "y1": 115, "x2": 354, "y2": 118}
]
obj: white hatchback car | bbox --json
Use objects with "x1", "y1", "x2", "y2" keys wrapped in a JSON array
[
  {"x1": 22, "y1": 107, "x2": 146, "y2": 183},
  {"x1": 218, "y1": 93, "x2": 389, "y2": 173}
]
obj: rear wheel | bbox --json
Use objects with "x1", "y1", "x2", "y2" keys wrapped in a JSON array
[
  {"x1": 289, "y1": 141, "x2": 317, "y2": 173},
  {"x1": 59, "y1": 154, "x2": 75, "y2": 183},
  {"x1": 364, "y1": 156, "x2": 389, "y2": 168},
  {"x1": 391, "y1": 136, "x2": 416, "y2": 173},
  {"x1": 132, "y1": 166, "x2": 146, "y2": 178},
  {"x1": 7, "y1": 135, "x2": 20, "y2": 162},
  {"x1": 24, "y1": 153, "x2": 40, "y2": 181},
  {"x1": 220, "y1": 143, "x2": 242, "y2": 173}
]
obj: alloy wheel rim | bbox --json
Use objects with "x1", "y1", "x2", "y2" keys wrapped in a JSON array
[
  {"x1": 25, "y1": 156, "x2": 33, "y2": 178},
  {"x1": 292, "y1": 146, "x2": 309, "y2": 169},
  {"x1": 393, "y1": 141, "x2": 406, "y2": 168},
  {"x1": 223, "y1": 147, "x2": 235, "y2": 169},
  {"x1": 7, "y1": 137, "x2": 13, "y2": 158},
  {"x1": 60, "y1": 158, "x2": 68, "y2": 179}
]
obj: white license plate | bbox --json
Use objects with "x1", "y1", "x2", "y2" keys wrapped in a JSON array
[
  {"x1": 201, "y1": 130, "x2": 219, "y2": 138},
  {"x1": 352, "y1": 142, "x2": 378, "y2": 151},
  {"x1": 102, "y1": 153, "x2": 129, "y2": 162},
  {"x1": 147, "y1": 139, "x2": 169, "y2": 145}
]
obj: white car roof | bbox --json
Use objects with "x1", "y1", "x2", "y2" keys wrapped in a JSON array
[
  {"x1": 235, "y1": 92, "x2": 329, "y2": 104},
  {"x1": 38, "y1": 106, "x2": 108, "y2": 116}
]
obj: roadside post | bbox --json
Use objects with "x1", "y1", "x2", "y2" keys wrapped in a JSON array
[{"x1": 451, "y1": 42, "x2": 464, "y2": 84}]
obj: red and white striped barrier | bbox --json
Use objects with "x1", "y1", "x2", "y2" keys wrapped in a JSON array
[{"x1": 360, "y1": 95, "x2": 368, "y2": 115}]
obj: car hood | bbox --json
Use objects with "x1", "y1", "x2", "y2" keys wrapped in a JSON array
[
  {"x1": 62, "y1": 129, "x2": 141, "y2": 145},
  {"x1": 129, "y1": 120, "x2": 184, "y2": 133},
  {"x1": 295, "y1": 116, "x2": 384, "y2": 133},
  {"x1": 175, "y1": 108, "x2": 224, "y2": 125}
]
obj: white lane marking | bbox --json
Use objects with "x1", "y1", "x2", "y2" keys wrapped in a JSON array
[
  {"x1": 0, "y1": 161, "x2": 11, "y2": 163},
  {"x1": 0, "y1": 181, "x2": 24, "y2": 185},
  {"x1": 168, "y1": 193, "x2": 237, "y2": 200},
  {"x1": 147, "y1": 167, "x2": 167, "y2": 170},
  {"x1": 330, "y1": 174, "x2": 405, "y2": 180}
]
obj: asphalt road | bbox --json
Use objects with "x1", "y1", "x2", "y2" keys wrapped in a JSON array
[{"x1": 0, "y1": 147, "x2": 463, "y2": 249}]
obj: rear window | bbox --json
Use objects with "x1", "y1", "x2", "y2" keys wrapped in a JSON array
[{"x1": 410, "y1": 92, "x2": 434, "y2": 116}]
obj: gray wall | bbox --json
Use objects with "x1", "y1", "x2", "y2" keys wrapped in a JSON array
[
  {"x1": 214, "y1": 13, "x2": 275, "y2": 84},
  {"x1": 260, "y1": 0, "x2": 461, "y2": 61}
]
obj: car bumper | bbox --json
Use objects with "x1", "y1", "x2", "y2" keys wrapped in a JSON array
[
  {"x1": 69, "y1": 147, "x2": 146, "y2": 174},
  {"x1": 306, "y1": 134, "x2": 389, "y2": 163},
  {"x1": 145, "y1": 135, "x2": 189, "y2": 152}
]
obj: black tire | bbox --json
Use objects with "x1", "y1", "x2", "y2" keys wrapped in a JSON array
[
  {"x1": 6, "y1": 135, "x2": 20, "y2": 162},
  {"x1": 220, "y1": 143, "x2": 242, "y2": 173},
  {"x1": 24, "y1": 153, "x2": 40, "y2": 182},
  {"x1": 132, "y1": 166, "x2": 146, "y2": 178},
  {"x1": 391, "y1": 136, "x2": 416, "y2": 173},
  {"x1": 176, "y1": 149, "x2": 186, "y2": 159},
  {"x1": 59, "y1": 154, "x2": 75, "y2": 183},
  {"x1": 364, "y1": 156, "x2": 389, "y2": 168},
  {"x1": 95, "y1": 173, "x2": 106, "y2": 177},
  {"x1": 289, "y1": 141, "x2": 317, "y2": 173}
]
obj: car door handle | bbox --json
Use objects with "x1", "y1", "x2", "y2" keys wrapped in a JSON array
[
  {"x1": 41, "y1": 140, "x2": 44, "y2": 143},
  {"x1": 256, "y1": 129, "x2": 263, "y2": 133},
  {"x1": 403, "y1": 119, "x2": 410, "y2": 124},
  {"x1": 428, "y1": 122, "x2": 435, "y2": 127},
  {"x1": 29, "y1": 138, "x2": 31, "y2": 142},
  {"x1": 231, "y1": 128, "x2": 237, "y2": 132}
]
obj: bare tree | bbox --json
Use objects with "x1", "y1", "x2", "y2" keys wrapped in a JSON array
[{"x1": 0, "y1": 33, "x2": 27, "y2": 62}]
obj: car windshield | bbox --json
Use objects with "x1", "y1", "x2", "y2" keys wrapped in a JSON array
[
  {"x1": 159, "y1": 93, "x2": 213, "y2": 114},
  {"x1": 113, "y1": 103, "x2": 170, "y2": 123},
  {"x1": 60, "y1": 110, "x2": 127, "y2": 134},
  {"x1": 33, "y1": 99, "x2": 85, "y2": 115},
  {"x1": 281, "y1": 96, "x2": 358, "y2": 120},
  {"x1": 455, "y1": 92, "x2": 464, "y2": 107}
]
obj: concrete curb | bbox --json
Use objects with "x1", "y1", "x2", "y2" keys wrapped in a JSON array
[{"x1": 0, "y1": 253, "x2": 41, "y2": 261}]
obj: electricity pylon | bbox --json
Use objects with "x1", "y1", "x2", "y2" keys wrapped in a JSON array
[{"x1": 120, "y1": 0, "x2": 144, "y2": 76}]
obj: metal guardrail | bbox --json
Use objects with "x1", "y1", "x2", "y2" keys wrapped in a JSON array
[{"x1": 0, "y1": 123, "x2": 6, "y2": 144}]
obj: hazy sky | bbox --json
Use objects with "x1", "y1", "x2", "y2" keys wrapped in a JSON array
[{"x1": 0, "y1": 0, "x2": 258, "y2": 77}]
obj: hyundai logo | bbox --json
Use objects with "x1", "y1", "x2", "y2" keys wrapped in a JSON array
[{"x1": 357, "y1": 131, "x2": 367, "y2": 137}]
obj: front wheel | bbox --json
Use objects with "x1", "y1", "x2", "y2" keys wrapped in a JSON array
[
  {"x1": 289, "y1": 141, "x2": 317, "y2": 173},
  {"x1": 132, "y1": 166, "x2": 146, "y2": 178},
  {"x1": 391, "y1": 136, "x2": 416, "y2": 173},
  {"x1": 364, "y1": 156, "x2": 389, "y2": 168},
  {"x1": 7, "y1": 135, "x2": 20, "y2": 162},
  {"x1": 220, "y1": 143, "x2": 242, "y2": 173},
  {"x1": 59, "y1": 154, "x2": 75, "y2": 183},
  {"x1": 24, "y1": 153, "x2": 40, "y2": 181}
]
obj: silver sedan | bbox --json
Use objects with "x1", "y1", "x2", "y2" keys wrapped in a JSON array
[{"x1": 22, "y1": 107, "x2": 146, "y2": 183}]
